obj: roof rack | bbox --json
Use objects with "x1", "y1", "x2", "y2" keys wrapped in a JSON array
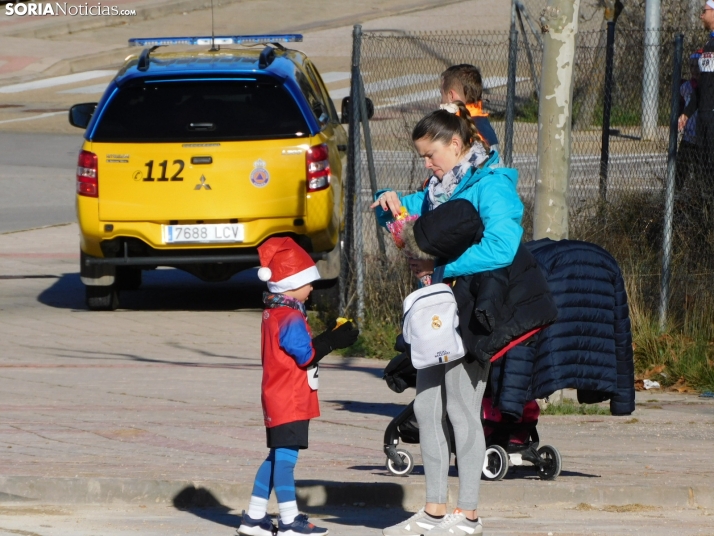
[
  {"x1": 137, "y1": 46, "x2": 160, "y2": 72},
  {"x1": 127, "y1": 34, "x2": 302, "y2": 71}
]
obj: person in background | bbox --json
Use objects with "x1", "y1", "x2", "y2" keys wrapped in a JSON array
[
  {"x1": 237, "y1": 237, "x2": 359, "y2": 536},
  {"x1": 677, "y1": 49, "x2": 702, "y2": 191},
  {"x1": 679, "y1": 1, "x2": 714, "y2": 193},
  {"x1": 440, "y1": 64, "x2": 499, "y2": 154}
]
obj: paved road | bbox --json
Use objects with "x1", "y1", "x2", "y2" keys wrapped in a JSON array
[
  {"x1": 0, "y1": 502, "x2": 711, "y2": 536},
  {"x1": 1, "y1": 224, "x2": 714, "y2": 536},
  {"x1": 0, "y1": 131, "x2": 82, "y2": 233}
]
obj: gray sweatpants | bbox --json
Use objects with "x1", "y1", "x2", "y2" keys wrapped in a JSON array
[{"x1": 414, "y1": 358, "x2": 489, "y2": 511}]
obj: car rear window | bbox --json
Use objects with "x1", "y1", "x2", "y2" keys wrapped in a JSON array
[{"x1": 92, "y1": 80, "x2": 310, "y2": 142}]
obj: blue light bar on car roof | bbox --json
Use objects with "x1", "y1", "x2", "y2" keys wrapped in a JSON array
[{"x1": 128, "y1": 34, "x2": 303, "y2": 47}]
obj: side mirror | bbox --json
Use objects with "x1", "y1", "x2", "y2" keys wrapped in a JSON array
[
  {"x1": 340, "y1": 96, "x2": 374, "y2": 124},
  {"x1": 69, "y1": 103, "x2": 97, "y2": 129}
]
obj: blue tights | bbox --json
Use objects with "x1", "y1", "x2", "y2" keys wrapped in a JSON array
[{"x1": 251, "y1": 447, "x2": 299, "y2": 503}]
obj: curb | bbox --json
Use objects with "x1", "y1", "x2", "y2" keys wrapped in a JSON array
[
  {"x1": 1, "y1": 476, "x2": 712, "y2": 511},
  {"x1": 42, "y1": 47, "x2": 133, "y2": 78}
]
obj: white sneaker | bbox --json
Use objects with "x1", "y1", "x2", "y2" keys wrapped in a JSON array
[
  {"x1": 427, "y1": 512, "x2": 483, "y2": 535},
  {"x1": 382, "y1": 508, "x2": 442, "y2": 535}
]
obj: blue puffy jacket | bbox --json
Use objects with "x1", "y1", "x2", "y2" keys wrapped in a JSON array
[
  {"x1": 490, "y1": 239, "x2": 636, "y2": 417},
  {"x1": 374, "y1": 151, "x2": 523, "y2": 278}
]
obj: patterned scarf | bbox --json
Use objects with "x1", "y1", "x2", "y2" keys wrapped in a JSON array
[
  {"x1": 263, "y1": 292, "x2": 306, "y2": 317},
  {"x1": 427, "y1": 144, "x2": 489, "y2": 210}
]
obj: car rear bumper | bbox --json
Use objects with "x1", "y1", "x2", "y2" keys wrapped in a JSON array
[{"x1": 84, "y1": 251, "x2": 327, "y2": 266}]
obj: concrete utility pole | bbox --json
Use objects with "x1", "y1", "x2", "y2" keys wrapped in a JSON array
[
  {"x1": 642, "y1": 0, "x2": 661, "y2": 141},
  {"x1": 533, "y1": 0, "x2": 580, "y2": 242},
  {"x1": 690, "y1": 0, "x2": 702, "y2": 28}
]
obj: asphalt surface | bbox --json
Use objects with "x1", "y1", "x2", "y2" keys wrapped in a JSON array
[
  {"x1": 1, "y1": 224, "x2": 714, "y2": 535},
  {"x1": 0, "y1": 132, "x2": 82, "y2": 233}
]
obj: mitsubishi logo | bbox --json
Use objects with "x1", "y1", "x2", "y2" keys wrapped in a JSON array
[{"x1": 194, "y1": 175, "x2": 212, "y2": 190}]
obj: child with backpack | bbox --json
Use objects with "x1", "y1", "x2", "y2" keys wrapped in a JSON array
[{"x1": 371, "y1": 102, "x2": 523, "y2": 536}]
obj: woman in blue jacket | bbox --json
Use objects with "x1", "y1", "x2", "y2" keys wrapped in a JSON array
[{"x1": 371, "y1": 102, "x2": 523, "y2": 536}]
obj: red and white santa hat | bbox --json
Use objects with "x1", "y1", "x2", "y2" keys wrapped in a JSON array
[{"x1": 257, "y1": 237, "x2": 321, "y2": 293}]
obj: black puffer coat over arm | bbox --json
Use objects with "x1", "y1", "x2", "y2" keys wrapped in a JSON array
[
  {"x1": 490, "y1": 239, "x2": 635, "y2": 418},
  {"x1": 408, "y1": 200, "x2": 558, "y2": 365}
]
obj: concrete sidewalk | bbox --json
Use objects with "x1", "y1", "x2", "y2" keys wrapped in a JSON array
[{"x1": 1, "y1": 224, "x2": 714, "y2": 521}]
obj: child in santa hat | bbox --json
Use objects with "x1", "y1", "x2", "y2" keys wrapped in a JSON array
[{"x1": 238, "y1": 236, "x2": 359, "y2": 536}]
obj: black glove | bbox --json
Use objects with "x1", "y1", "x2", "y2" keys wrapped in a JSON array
[
  {"x1": 383, "y1": 352, "x2": 417, "y2": 393},
  {"x1": 311, "y1": 321, "x2": 360, "y2": 363}
]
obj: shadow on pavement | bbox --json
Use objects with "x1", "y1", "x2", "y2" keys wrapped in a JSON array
[
  {"x1": 348, "y1": 464, "x2": 426, "y2": 476},
  {"x1": 172, "y1": 486, "x2": 242, "y2": 529},
  {"x1": 504, "y1": 467, "x2": 600, "y2": 479},
  {"x1": 296, "y1": 480, "x2": 408, "y2": 529},
  {"x1": 172, "y1": 482, "x2": 409, "y2": 531},
  {"x1": 45, "y1": 346, "x2": 261, "y2": 369},
  {"x1": 37, "y1": 268, "x2": 266, "y2": 311},
  {"x1": 326, "y1": 400, "x2": 407, "y2": 417}
]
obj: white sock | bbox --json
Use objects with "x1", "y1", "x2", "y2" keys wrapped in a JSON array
[
  {"x1": 278, "y1": 500, "x2": 299, "y2": 525},
  {"x1": 247, "y1": 496, "x2": 268, "y2": 520}
]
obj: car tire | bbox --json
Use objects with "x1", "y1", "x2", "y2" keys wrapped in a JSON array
[
  {"x1": 86, "y1": 285, "x2": 119, "y2": 311},
  {"x1": 115, "y1": 267, "x2": 142, "y2": 291}
]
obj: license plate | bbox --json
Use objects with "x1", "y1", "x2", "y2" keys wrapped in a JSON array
[{"x1": 162, "y1": 224, "x2": 245, "y2": 243}]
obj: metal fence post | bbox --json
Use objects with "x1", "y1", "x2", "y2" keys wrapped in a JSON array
[
  {"x1": 341, "y1": 24, "x2": 363, "y2": 316},
  {"x1": 350, "y1": 25, "x2": 365, "y2": 325},
  {"x1": 358, "y1": 74, "x2": 387, "y2": 259},
  {"x1": 504, "y1": 1, "x2": 518, "y2": 167},
  {"x1": 599, "y1": 20, "x2": 616, "y2": 203},
  {"x1": 659, "y1": 33, "x2": 683, "y2": 332},
  {"x1": 642, "y1": 0, "x2": 661, "y2": 140},
  {"x1": 516, "y1": 4, "x2": 539, "y2": 101}
]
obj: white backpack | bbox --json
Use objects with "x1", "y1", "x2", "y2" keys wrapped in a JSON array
[{"x1": 403, "y1": 283, "x2": 465, "y2": 369}]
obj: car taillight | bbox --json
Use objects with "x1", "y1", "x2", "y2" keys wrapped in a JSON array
[
  {"x1": 77, "y1": 150, "x2": 98, "y2": 198},
  {"x1": 306, "y1": 144, "x2": 330, "y2": 192}
]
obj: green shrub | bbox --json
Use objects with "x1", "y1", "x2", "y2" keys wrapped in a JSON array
[{"x1": 541, "y1": 398, "x2": 611, "y2": 416}]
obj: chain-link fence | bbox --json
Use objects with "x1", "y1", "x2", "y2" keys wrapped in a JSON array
[{"x1": 340, "y1": 24, "x2": 714, "y2": 330}]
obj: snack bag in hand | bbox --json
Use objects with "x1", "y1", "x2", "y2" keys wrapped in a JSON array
[
  {"x1": 386, "y1": 207, "x2": 431, "y2": 286},
  {"x1": 386, "y1": 207, "x2": 418, "y2": 249}
]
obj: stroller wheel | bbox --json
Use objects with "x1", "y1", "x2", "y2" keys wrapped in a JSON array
[
  {"x1": 386, "y1": 449, "x2": 414, "y2": 476},
  {"x1": 482, "y1": 445, "x2": 509, "y2": 481},
  {"x1": 536, "y1": 445, "x2": 562, "y2": 480}
]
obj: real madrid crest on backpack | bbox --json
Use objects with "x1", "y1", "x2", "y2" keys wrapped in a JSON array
[{"x1": 402, "y1": 283, "x2": 465, "y2": 369}]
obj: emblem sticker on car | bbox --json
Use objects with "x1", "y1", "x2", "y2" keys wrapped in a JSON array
[
  {"x1": 250, "y1": 159, "x2": 270, "y2": 188},
  {"x1": 106, "y1": 154, "x2": 129, "y2": 163}
]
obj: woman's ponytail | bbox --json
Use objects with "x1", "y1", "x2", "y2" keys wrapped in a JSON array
[{"x1": 411, "y1": 100, "x2": 488, "y2": 152}]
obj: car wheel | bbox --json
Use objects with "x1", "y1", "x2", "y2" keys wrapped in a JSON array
[
  {"x1": 115, "y1": 267, "x2": 142, "y2": 291},
  {"x1": 86, "y1": 285, "x2": 119, "y2": 311}
]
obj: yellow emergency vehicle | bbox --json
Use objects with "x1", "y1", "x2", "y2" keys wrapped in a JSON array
[{"x1": 69, "y1": 34, "x2": 347, "y2": 310}]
